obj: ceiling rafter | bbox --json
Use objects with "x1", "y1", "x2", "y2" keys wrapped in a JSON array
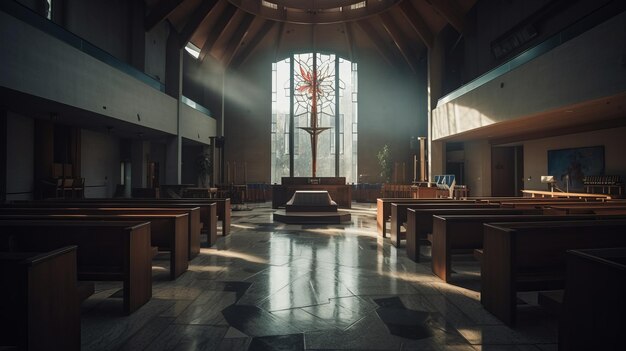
[
  {"x1": 199, "y1": 4, "x2": 238, "y2": 60},
  {"x1": 379, "y1": 11, "x2": 417, "y2": 73},
  {"x1": 426, "y1": 0, "x2": 465, "y2": 33},
  {"x1": 399, "y1": 0, "x2": 434, "y2": 49},
  {"x1": 221, "y1": 13, "x2": 256, "y2": 67},
  {"x1": 355, "y1": 20, "x2": 398, "y2": 67},
  {"x1": 343, "y1": 22, "x2": 356, "y2": 62},
  {"x1": 274, "y1": 22, "x2": 285, "y2": 62},
  {"x1": 178, "y1": 0, "x2": 219, "y2": 48},
  {"x1": 231, "y1": 20, "x2": 275, "y2": 69},
  {"x1": 144, "y1": 0, "x2": 184, "y2": 32}
]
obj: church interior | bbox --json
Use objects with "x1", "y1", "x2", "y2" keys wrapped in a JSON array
[{"x1": 1, "y1": 0, "x2": 626, "y2": 350}]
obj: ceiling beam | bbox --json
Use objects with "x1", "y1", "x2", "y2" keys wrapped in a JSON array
[
  {"x1": 399, "y1": 0, "x2": 434, "y2": 49},
  {"x1": 222, "y1": 13, "x2": 255, "y2": 67},
  {"x1": 231, "y1": 20, "x2": 275, "y2": 69},
  {"x1": 144, "y1": 0, "x2": 184, "y2": 32},
  {"x1": 427, "y1": 0, "x2": 465, "y2": 33},
  {"x1": 274, "y1": 22, "x2": 285, "y2": 61},
  {"x1": 199, "y1": 4, "x2": 238, "y2": 60},
  {"x1": 343, "y1": 22, "x2": 355, "y2": 62},
  {"x1": 178, "y1": 0, "x2": 219, "y2": 48},
  {"x1": 355, "y1": 20, "x2": 397, "y2": 67},
  {"x1": 379, "y1": 12, "x2": 417, "y2": 73}
]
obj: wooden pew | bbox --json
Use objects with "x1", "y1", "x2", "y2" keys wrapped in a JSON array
[
  {"x1": 390, "y1": 202, "x2": 499, "y2": 247},
  {"x1": 498, "y1": 201, "x2": 598, "y2": 209},
  {"x1": 0, "y1": 246, "x2": 80, "y2": 351},
  {"x1": 0, "y1": 211, "x2": 189, "y2": 280},
  {"x1": 544, "y1": 204, "x2": 626, "y2": 215},
  {"x1": 2, "y1": 204, "x2": 206, "y2": 253},
  {"x1": 20, "y1": 198, "x2": 227, "y2": 238},
  {"x1": 430, "y1": 214, "x2": 626, "y2": 282},
  {"x1": 0, "y1": 220, "x2": 152, "y2": 314},
  {"x1": 481, "y1": 219, "x2": 626, "y2": 326},
  {"x1": 377, "y1": 198, "x2": 471, "y2": 237},
  {"x1": 405, "y1": 207, "x2": 543, "y2": 262},
  {"x1": 559, "y1": 247, "x2": 626, "y2": 351}
]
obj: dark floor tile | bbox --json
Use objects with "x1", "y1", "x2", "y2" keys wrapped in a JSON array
[
  {"x1": 247, "y1": 334, "x2": 305, "y2": 351},
  {"x1": 376, "y1": 307, "x2": 435, "y2": 340},
  {"x1": 222, "y1": 281, "x2": 253, "y2": 301},
  {"x1": 374, "y1": 296, "x2": 406, "y2": 309},
  {"x1": 221, "y1": 304, "x2": 301, "y2": 337}
]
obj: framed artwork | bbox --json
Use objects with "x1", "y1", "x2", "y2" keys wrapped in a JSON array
[{"x1": 547, "y1": 146, "x2": 605, "y2": 191}]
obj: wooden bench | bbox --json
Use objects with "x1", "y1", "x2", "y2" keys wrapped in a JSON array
[
  {"x1": 543, "y1": 204, "x2": 626, "y2": 215},
  {"x1": 481, "y1": 219, "x2": 626, "y2": 326},
  {"x1": 0, "y1": 246, "x2": 80, "y2": 351},
  {"x1": 430, "y1": 214, "x2": 624, "y2": 282},
  {"x1": 390, "y1": 202, "x2": 499, "y2": 247},
  {"x1": 22, "y1": 198, "x2": 228, "y2": 238},
  {"x1": 405, "y1": 207, "x2": 543, "y2": 262},
  {"x1": 376, "y1": 198, "x2": 472, "y2": 237},
  {"x1": 0, "y1": 220, "x2": 152, "y2": 315},
  {"x1": 498, "y1": 201, "x2": 599, "y2": 209},
  {"x1": 559, "y1": 247, "x2": 626, "y2": 351},
  {"x1": 0, "y1": 205, "x2": 202, "y2": 259},
  {"x1": 0, "y1": 211, "x2": 189, "y2": 280}
]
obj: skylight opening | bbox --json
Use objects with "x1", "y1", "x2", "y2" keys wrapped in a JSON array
[
  {"x1": 350, "y1": 1, "x2": 367, "y2": 10},
  {"x1": 184, "y1": 42, "x2": 201, "y2": 59},
  {"x1": 261, "y1": 0, "x2": 278, "y2": 10}
]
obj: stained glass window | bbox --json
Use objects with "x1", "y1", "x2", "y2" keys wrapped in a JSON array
[{"x1": 271, "y1": 54, "x2": 358, "y2": 183}]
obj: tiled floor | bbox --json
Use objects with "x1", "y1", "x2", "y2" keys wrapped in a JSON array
[{"x1": 81, "y1": 203, "x2": 558, "y2": 350}]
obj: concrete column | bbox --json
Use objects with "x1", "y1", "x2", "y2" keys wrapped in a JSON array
[
  {"x1": 165, "y1": 135, "x2": 181, "y2": 184},
  {"x1": 427, "y1": 32, "x2": 445, "y2": 181},
  {"x1": 129, "y1": 0, "x2": 145, "y2": 72},
  {"x1": 165, "y1": 27, "x2": 183, "y2": 99},
  {"x1": 0, "y1": 110, "x2": 7, "y2": 202},
  {"x1": 165, "y1": 25, "x2": 182, "y2": 184},
  {"x1": 131, "y1": 140, "x2": 150, "y2": 188}
]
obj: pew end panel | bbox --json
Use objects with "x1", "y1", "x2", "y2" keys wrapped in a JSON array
[
  {"x1": 559, "y1": 247, "x2": 626, "y2": 351},
  {"x1": 0, "y1": 246, "x2": 80, "y2": 351}
]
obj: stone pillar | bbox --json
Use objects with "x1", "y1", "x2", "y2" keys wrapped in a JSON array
[
  {"x1": 128, "y1": 0, "x2": 145, "y2": 72},
  {"x1": 0, "y1": 110, "x2": 7, "y2": 202},
  {"x1": 165, "y1": 25, "x2": 182, "y2": 184},
  {"x1": 427, "y1": 32, "x2": 445, "y2": 181},
  {"x1": 165, "y1": 135, "x2": 181, "y2": 184},
  {"x1": 131, "y1": 140, "x2": 150, "y2": 188}
]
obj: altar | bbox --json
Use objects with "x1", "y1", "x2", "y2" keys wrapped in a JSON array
[
  {"x1": 273, "y1": 189, "x2": 351, "y2": 224},
  {"x1": 272, "y1": 177, "x2": 352, "y2": 208}
]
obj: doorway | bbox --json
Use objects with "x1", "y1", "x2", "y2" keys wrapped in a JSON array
[{"x1": 491, "y1": 145, "x2": 524, "y2": 196}]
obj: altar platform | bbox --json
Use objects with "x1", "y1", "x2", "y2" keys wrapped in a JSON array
[
  {"x1": 273, "y1": 190, "x2": 351, "y2": 224},
  {"x1": 272, "y1": 177, "x2": 352, "y2": 208}
]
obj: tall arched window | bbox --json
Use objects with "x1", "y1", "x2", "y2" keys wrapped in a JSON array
[{"x1": 271, "y1": 53, "x2": 358, "y2": 183}]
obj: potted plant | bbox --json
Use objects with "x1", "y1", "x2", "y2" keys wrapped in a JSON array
[
  {"x1": 377, "y1": 144, "x2": 392, "y2": 183},
  {"x1": 196, "y1": 152, "x2": 212, "y2": 188}
]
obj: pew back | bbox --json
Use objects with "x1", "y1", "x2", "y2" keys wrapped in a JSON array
[{"x1": 481, "y1": 219, "x2": 626, "y2": 326}]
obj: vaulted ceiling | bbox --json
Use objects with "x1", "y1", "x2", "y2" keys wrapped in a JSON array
[{"x1": 145, "y1": 0, "x2": 477, "y2": 72}]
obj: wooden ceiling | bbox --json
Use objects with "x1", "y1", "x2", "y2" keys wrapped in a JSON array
[{"x1": 144, "y1": 0, "x2": 477, "y2": 71}]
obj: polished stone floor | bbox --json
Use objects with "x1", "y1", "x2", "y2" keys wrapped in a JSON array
[{"x1": 81, "y1": 203, "x2": 558, "y2": 351}]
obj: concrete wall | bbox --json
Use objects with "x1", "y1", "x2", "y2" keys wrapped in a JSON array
[
  {"x1": 522, "y1": 126, "x2": 626, "y2": 191},
  {"x1": 6, "y1": 111, "x2": 34, "y2": 201},
  {"x1": 449, "y1": 0, "x2": 615, "y2": 89},
  {"x1": 0, "y1": 10, "x2": 178, "y2": 135},
  {"x1": 81, "y1": 129, "x2": 120, "y2": 198},
  {"x1": 63, "y1": 0, "x2": 131, "y2": 63},
  {"x1": 180, "y1": 103, "x2": 217, "y2": 145},
  {"x1": 463, "y1": 140, "x2": 492, "y2": 197},
  {"x1": 432, "y1": 10, "x2": 626, "y2": 140},
  {"x1": 145, "y1": 21, "x2": 169, "y2": 84}
]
